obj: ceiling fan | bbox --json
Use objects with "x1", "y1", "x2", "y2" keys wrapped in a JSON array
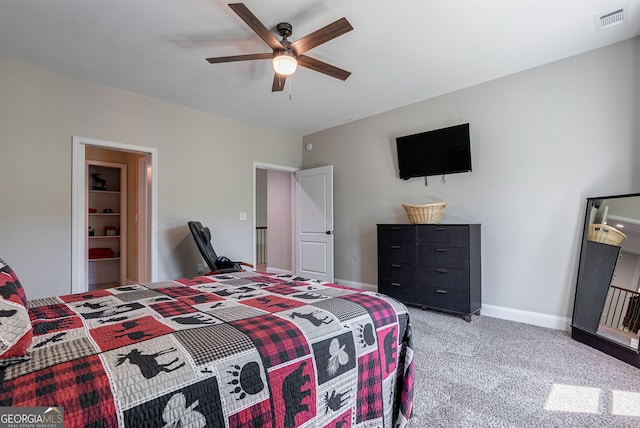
[{"x1": 206, "y1": 3, "x2": 353, "y2": 92}]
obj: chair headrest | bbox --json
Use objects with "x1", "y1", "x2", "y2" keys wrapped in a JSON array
[{"x1": 200, "y1": 227, "x2": 211, "y2": 243}]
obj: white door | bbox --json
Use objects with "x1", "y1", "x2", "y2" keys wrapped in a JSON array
[{"x1": 295, "y1": 165, "x2": 334, "y2": 282}]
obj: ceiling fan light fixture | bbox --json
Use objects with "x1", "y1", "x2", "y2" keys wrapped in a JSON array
[{"x1": 273, "y1": 51, "x2": 297, "y2": 75}]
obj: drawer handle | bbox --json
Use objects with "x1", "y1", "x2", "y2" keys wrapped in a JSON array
[
  {"x1": 435, "y1": 289, "x2": 448, "y2": 294},
  {"x1": 435, "y1": 227, "x2": 446, "y2": 231},
  {"x1": 391, "y1": 264, "x2": 401, "y2": 268},
  {"x1": 391, "y1": 282, "x2": 401, "y2": 287},
  {"x1": 435, "y1": 269, "x2": 448, "y2": 273},
  {"x1": 390, "y1": 245, "x2": 401, "y2": 249},
  {"x1": 391, "y1": 227, "x2": 401, "y2": 230},
  {"x1": 435, "y1": 248, "x2": 447, "y2": 252}
]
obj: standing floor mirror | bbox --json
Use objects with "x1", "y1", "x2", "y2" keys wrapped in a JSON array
[{"x1": 572, "y1": 193, "x2": 640, "y2": 368}]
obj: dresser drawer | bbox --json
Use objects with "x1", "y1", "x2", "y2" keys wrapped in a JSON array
[
  {"x1": 417, "y1": 266, "x2": 469, "y2": 292},
  {"x1": 417, "y1": 286, "x2": 469, "y2": 313},
  {"x1": 378, "y1": 225, "x2": 417, "y2": 246},
  {"x1": 418, "y1": 225, "x2": 469, "y2": 247},
  {"x1": 378, "y1": 243, "x2": 417, "y2": 263},
  {"x1": 379, "y1": 262, "x2": 417, "y2": 282},
  {"x1": 379, "y1": 280, "x2": 417, "y2": 303},
  {"x1": 418, "y1": 246, "x2": 469, "y2": 269}
]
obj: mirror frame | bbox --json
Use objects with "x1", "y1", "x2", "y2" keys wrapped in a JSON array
[{"x1": 572, "y1": 192, "x2": 640, "y2": 368}]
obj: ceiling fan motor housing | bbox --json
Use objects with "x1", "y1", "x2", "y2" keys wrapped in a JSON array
[{"x1": 276, "y1": 22, "x2": 293, "y2": 38}]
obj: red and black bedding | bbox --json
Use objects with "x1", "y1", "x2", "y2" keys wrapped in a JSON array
[{"x1": 0, "y1": 259, "x2": 413, "y2": 427}]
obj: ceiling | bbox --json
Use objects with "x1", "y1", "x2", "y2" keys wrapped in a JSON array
[{"x1": 0, "y1": 1, "x2": 638, "y2": 135}]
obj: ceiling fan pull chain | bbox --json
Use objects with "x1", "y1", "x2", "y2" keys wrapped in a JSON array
[{"x1": 289, "y1": 75, "x2": 293, "y2": 100}]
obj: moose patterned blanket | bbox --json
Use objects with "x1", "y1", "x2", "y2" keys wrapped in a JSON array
[{"x1": 0, "y1": 272, "x2": 413, "y2": 427}]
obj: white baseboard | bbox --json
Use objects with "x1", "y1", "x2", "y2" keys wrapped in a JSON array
[
  {"x1": 333, "y1": 278, "x2": 377, "y2": 292},
  {"x1": 265, "y1": 267, "x2": 293, "y2": 275},
  {"x1": 333, "y1": 278, "x2": 571, "y2": 332},
  {"x1": 263, "y1": 273, "x2": 378, "y2": 291},
  {"x1": 481, "y1": 304, "x2": 572, "y2": 332}
]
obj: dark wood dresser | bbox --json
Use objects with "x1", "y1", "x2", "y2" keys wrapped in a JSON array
[{"x1": 377, "y1": 224, "x2": 481, "y2": 321}]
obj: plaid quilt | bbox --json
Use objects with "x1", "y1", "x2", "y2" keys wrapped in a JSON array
[{"x1": 0, "y1": 272, "x2": 413, "y2": 428}]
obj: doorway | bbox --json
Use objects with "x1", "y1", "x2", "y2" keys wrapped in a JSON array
[
  {"x1": 72, "y1": 136, "x2": 158, "y2": 293},
  {"x1": 253, "y1": 162, "x2": 334, "y2": 282},
  {"x1": 254, "y1": 163, "x2": 297, "y2": 274}
]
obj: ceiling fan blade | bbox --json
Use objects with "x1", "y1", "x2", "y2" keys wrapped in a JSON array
[
  {"x1": 289, "y1": 17, "x2": 353, "y2": 55},
  {"x1": 272, "y1": 73, "x2": 286, "y2": 92},
  {"x1": 228, "y1": 3, "x2": 283, "y2": 51},
  {"x1": 297, "y1": 55, "x2": 351, "y2": 81},
  {"x1": 206, "y1": 53, "x2": 272, "y2": 64}
]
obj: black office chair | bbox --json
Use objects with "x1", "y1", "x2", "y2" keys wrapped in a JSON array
[{"x1": 187, "y1": 221, "x2": 253, "y2": 275}]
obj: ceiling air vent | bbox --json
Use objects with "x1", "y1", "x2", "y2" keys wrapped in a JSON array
[{"x1": 595, "y1": 5, "x2": 628, "y2": 31}]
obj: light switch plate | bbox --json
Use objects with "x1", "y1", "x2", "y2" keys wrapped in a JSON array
[{"x1": 239, "y1": 211, "x2": 247, "y2": 221}]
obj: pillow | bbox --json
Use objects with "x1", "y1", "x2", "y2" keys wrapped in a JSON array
[{"x1": 0, "y1": 259, "x2": 33, "y2": 366}]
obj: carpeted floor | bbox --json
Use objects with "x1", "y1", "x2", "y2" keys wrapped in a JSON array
[{"x1": 408, "y1": 307, "x2": 640, "y2": 427}]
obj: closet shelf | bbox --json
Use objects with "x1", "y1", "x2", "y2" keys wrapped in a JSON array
[{"x1": 88, "y1": 257, "x2": 120, "y2": 262}]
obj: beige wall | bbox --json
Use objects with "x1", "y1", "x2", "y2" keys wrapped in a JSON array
[
  {"x1": 0, "y1": 58, "x2": 302, "y2": 299},
  {"x1": 602, "y1": 196, "x2": 640, "y2": 220},
  {"x1": 303, "y1": 37, "x2": 640, "y2": 322}
]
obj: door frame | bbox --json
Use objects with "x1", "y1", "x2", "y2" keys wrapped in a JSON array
[
  {"x1": 253, "y1": 162, "x2": 298, "y2": 271},
  {"x1": 138, "y1": 155, "x2": 153, "y2": 282},
  {"x1": 72, "y1": 136, "x2": 158, "y2": 293}
]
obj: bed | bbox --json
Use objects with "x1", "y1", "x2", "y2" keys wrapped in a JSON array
[{"x1": 0, "y1": 259, "x2": 413, "y2": 428}]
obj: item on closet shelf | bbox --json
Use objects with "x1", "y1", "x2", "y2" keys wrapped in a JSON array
[
  {"x1": 88, "y1": 208, "x2": 97, "y2": 213},
  {"x1": 402, "y1": 201, "x2": 447, "y2": 224},
  {"x1": 90, "y1": 173, "x2": 107, "y2": 191},
  {"x1": 89, "y1": 248, "x2": 115, "y2": 259},
  {"x1": 104, "y1": 208, "x2": 113, "y2": 213},
  {"x1": 588, "y1": 224, "x2": 626, "y2": 246},
  {"x1": 104, "y1": 226, "x2": 117, "y2": 236}
]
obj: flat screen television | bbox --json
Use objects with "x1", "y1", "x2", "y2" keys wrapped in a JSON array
[{"x1": 396, "y1": 123, "x2": 472, "y2": 180}]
